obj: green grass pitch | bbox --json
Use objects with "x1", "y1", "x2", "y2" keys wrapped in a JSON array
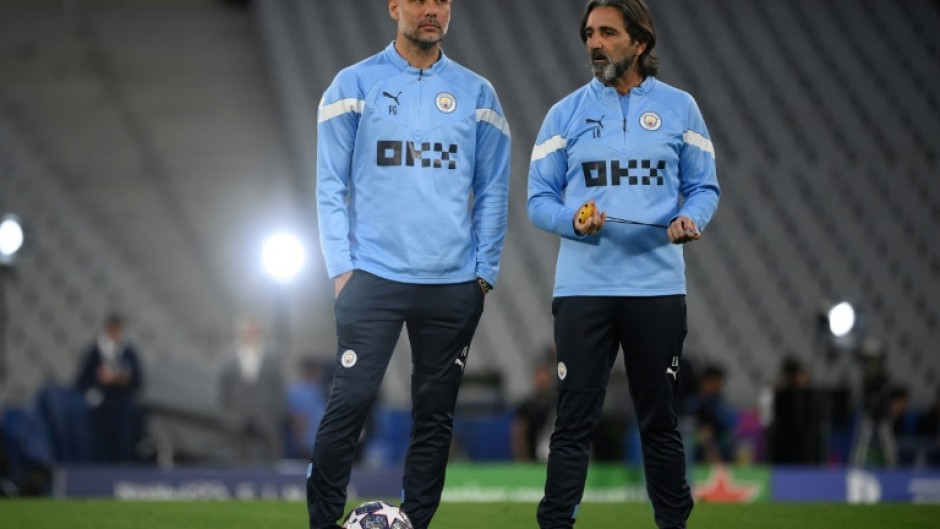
[{"x1": 1, "y1": 500, "x2": 938, "y2": 528}]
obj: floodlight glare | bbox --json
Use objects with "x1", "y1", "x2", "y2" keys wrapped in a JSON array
[
  {"x1": 0, "y1": 215, "x2": 24, "y2": 264},
  {"x1": 261, "y1": 232, "x2": 306, "y2": 284},
  {"x1": 827, "y1": 301, "x2": 855, "y2": 338}
]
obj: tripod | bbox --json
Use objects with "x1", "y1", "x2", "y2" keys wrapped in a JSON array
[
  {"x1": 850, "y1": 341, "x2": 896, "y2": 467},
  {"x1": 850, "y1": 413, "x2": 897, "y2": 468}
]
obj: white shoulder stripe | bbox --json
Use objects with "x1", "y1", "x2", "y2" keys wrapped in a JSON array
[
  {"x1": 683, "y1": 130, "x2": 715, "y2": 158},
  {"x1": 318, "y1": 98, "x2": 365, "y2": 124},
  {"x1": 531, "y1": 135, "x2": 567, "y2": 162},
  {"x1": 476, "y1": 109, "x2": 511, "y2": 138}
]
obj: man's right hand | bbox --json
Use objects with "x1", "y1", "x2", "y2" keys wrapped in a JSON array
[
  {"x1": 334, "y1": 271, "x2": 353, "y2": 299},
  {"x1": 573, "y1": 200, "x2": 606, "y2": 235}
]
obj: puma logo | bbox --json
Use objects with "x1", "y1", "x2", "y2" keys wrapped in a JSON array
[
  {"x1": 666, "y1": 355, "x2": 680, "y2": 380},
  {"x1": 454, "y1": 346, "x2": 469, "y2": 372},
  {"x1": 585, "y1": 116, "x2": 604, "y2": 129},
  {"x1": 382, "y1": 91, "x2": 402, "y2": 106}
]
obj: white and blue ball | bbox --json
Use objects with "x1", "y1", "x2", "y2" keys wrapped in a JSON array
[{"x1": 343, "y1": 500, "x2": 413, "y2": 529}]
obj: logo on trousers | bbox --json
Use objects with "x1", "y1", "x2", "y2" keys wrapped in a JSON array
[
  {"x1": 666, "y1": 356, "x2": 679, "y2": 380},
  {"x1": 341, "y1": 349, "x2": 357, "y2": 368},
  {"x1": 454, "y1": 346, "x2": 469, "y2": 372}
]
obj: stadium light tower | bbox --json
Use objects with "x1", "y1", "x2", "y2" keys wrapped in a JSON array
[
  {"x1": 260, "y1": 231, "x2": 307, "y2": 360},
  {"x1": 261, "y1": 232, "x2": 307, "y2": 284},
  {"x1": 0, "y1": 213, "x2": 24, "y2": 398},
  {"x1": 811, "y1": 299, "x2": 858, "y2": 465},
  {"x1": 0, "y1": 214, "x2": 24, "y2": 265},
  {"x1": 827, "y1": 301, "x2": 856, "y2": 338}
]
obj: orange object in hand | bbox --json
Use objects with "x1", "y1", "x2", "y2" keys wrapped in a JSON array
[{"x1": 577, "y1": 202, "x2": 595, "y2": 224}]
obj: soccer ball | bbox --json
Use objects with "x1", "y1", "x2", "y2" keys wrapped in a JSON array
[{"x1": 342, "y1": 500, "x2": 413, "y2": 529}]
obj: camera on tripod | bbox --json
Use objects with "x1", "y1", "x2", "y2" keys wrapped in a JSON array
[{"x1": 857, "y1": 337, "x2": 890, "y2": 419}]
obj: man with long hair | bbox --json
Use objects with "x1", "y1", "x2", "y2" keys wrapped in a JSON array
[{"x1": 528, "y1": 1, "x2": 720, "y2": 527}]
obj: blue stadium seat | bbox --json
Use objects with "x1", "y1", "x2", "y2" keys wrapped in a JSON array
[{"x1": 36, "y1": 383, "x2": 90, "y2": 463}]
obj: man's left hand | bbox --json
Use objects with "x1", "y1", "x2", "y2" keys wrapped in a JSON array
[{"x1": 668, "y1": 215, "x2": 701, "y2": 245}]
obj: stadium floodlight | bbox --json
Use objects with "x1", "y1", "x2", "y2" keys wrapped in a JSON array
[
  {"x1": 827, "y1": 301, "x2": 856, "y2": 338},
  {"x1": 261, "y1": 232, "x2": 307, "y2": 284},
  {"x1": 0, "y1": 214, "x2": 24, "y2": 265}
]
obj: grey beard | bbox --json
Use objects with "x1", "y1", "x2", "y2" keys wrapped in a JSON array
[
  {"x1": 591, "y1": 54, "x2": 634, "y2": 84},
  {"x1": 404, "y1": 29, "x2": 443, "y2": 50}
]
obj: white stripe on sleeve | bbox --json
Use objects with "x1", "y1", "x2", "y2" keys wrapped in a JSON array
[
  {"x1": 683, "y1": 130, "x2": 715, "y2": 158},
  {"x1": 318, "y1": 98, "x2": 366, "y2": 123},
  {"x1": 476, "y1": 108, "x2": 511, "y2": 137},
  {"x1": 530, "y1": 135, "x2": 567, "y2": 162}
]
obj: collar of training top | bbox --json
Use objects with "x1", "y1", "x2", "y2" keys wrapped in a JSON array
[
  {"x1": 590, "y1": 75, "x2": 657, "y2": 97},
  {"x1": 384, "y1": 41, "x2": 450, "y2": 76}
]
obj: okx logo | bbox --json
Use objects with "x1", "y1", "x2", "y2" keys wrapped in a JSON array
[
  {"x1": 377, "y1": 140, "x2": 459, "y2": 170},
  {"x1": 582, "y1": 159, "x2": 666, "y2": 187}
]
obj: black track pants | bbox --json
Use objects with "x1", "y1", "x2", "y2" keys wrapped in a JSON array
[
  {"x1": 537, "y1": 295, "x2": 693, "y2": 529},
  {"x1": 307, "y1": 271, "x2": 485, "y2": 529}
]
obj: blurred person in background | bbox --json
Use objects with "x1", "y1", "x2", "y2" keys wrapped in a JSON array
[
  {"x1": 887, "y1": 386, "x2": 922, "y2": 466},
  {"x1": 777, "y1": 355, "x2": 811, "y2": 390},
  {"x1": 917, "y1": 386, "x2": 940, "y2": 439},
  {"x1": 767, "y1": 355, "x2": 818, "y2": 464},
  {"x1": 218, "y1": 315, "x2": 286, "y2": 464},
  {"x1": 0, "y1": 419, "x2": 9, "y2": 495},
  {"x1": 286, "y1": 357, "x2": 328, "y2": 460},
  {"x1": 916, "y1": 386, "x2": 940, "y2": 465},
  {"x1": 888, "y1": 387, "x2": 913, "y2": 438},
  {"x1": 75, "y1": 314, "x2": 144, "y2": 463},
  {"x1": 512, "y1": 355, "x2": 556, "y2": 462},
  {"x1": 683, "y1": 365, "x2": 734, "y2": 463},
  {"x1": 0, "y1": 406, "x2": 53, "y2": 496},
  {"x1": 851, "y1": 337, "x2": 896, "y2": 467},
  {"x1": 309, "y1": 0, "x2": 510, "y2": 526},
  {"x1": 527, "y1": 0, "x2": 719, "y2": 526}
]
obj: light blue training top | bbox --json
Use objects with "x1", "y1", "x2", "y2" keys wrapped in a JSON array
[
  {"x1": 317, "y1": 42, "x2": 511, "y2": 287},
  {"x1": 528, "y1": 76, "x2": 720, "y2": 297}
]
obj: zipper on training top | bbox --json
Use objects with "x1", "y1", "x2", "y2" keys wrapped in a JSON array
[
  {"x1": 621, "y1": 95, "x2": 630, "y2": 149},
  {"x1": 416, "y1": 69, "x2": 423, "y2": 127}
]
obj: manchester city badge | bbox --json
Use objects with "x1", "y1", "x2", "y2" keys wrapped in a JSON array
[
  {"x1": 640, "y1": 111, "x2": 662, "y2": 131},
  {"x1": 436, "y1": 92, "x2": 457, "y2": 113}
]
